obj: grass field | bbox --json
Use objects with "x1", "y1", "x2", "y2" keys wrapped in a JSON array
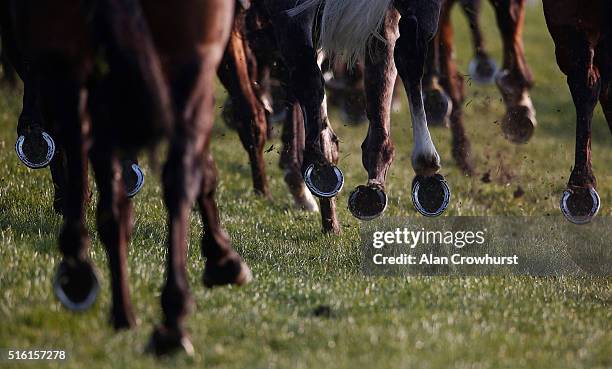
[{"x1": 1, "y1": 3, "x2": 611, "y2": 369}]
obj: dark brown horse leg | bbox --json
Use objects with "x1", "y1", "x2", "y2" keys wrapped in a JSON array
[
  {"x1": 348, "y1": 10, "x2": 398, "y2": 220},
  {"x1": 149, "y1": 1, "x2": 249, "y2": 355},
  {"x1": 423, "y1": 4, "x2": 452, "y2": 127},
  {"x1": 280, "y1": 98, "x2": 319, "y2": 212},
  {"x1": 491, "y1": 0, "x2": 536, "y2": 143},
  {"x1": 90, "y1": 148, "x2": 136, "y2": 329},
  {"x1": 15, "y1": 66, "x2": 56, "y2": 169},
  {"x1": 461, "y1": 0, "x2": 498, "y2": 84},
  {"x1": 273, "y1": 8, "x2": 344, "y2": 226},
  {"x1": 544, "y1": 17, "x2": 601, "y2": 223},
  {"x1": 318, "y1": 92, "x2": 341, "y2": 233},
  {"x1": 199, "y1": 152, "x2": 252, "y2": 287},
  {"x1": 395, "y1": 1, "x2": 451, "y2": 217},
  {"x1": 438, "y1": 2, "x2": 474, "y2": 175},
  {"x1": 37, "y1": 61, "x2": 99, "y2": 312},
  {"x1": 218, "y1": 11, "x2": 270, "y2": 198}
]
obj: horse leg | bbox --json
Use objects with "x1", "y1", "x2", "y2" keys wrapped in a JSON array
[
  {"x1": 147, "y1": 0, "x2": 250, "y2": 355},
  {"x1": 461, "y1": 0, "x2": 498, "y2": 83},
  {"x1": 395, "y1": 0, "x2": 450, "y2": 217},
  {"x1": 438, "y1": 2, "x2": 474, "y2": 175},
  {"x1": 198, "y1": 152, "x2": 252, "y2": 287},
  {"x1": 544, "y1": 18, "x2": 601, "y2": 223},
  {"x1": 90, "y1": 147, "x2": 136, "y2": 329},
  {"x1": 36, "y1": 59, "x2": 99, "y2": 311},
  {"x1": 15, "y1": 66, "x2": 56, "y2": 169},
  {"x1": 316, "y1": 54, "x2": 341, "y2": 233},
  {"x1": 490, "y1": 0, "x2": 536, "y2": 143},
  {"x1": 423, "y1": 2, "x2": 452, "y2": 127},
  {"x1": 280, "y1": 97, "x2": 319, "y2": 212},
  {"x1": 272, "y1": 6, "x2": 344, "y2": 215},
  {"x1": 348, "y1": 10, "x2": 399, "y2": 220},
  {"x1": 218, "y1": 10, "x2": 270, "y2": 198}
]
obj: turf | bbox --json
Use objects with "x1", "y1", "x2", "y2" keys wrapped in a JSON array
[{"x1": 0, "y1": 3, "x2": 610, "y2": 369}]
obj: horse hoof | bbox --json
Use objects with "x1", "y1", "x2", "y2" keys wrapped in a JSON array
[
  {"x1": 146, "y1": 326, "x2": 194, "y2": 357},
  {"x1": 560, "y1": 187, "x2": 600, "y2": 224},
  {"x1": 424, "y1": 88, "x2": 452, "y2": 127},
  {"x1": 203, "y1": 252, "x2": 253, "y2": 288},
  {"x1": 293, "y1": 187, "x2": 320, "y2": 212},
  {"x1": 468, "y1": 56, "x2": 498, "y2": 85},
  {"x1": 15, "y1": 131, "x2": 55, "y2": 169},
  {"x1": 53, "y1": 258, "x2": 100, "y2": 311},
  {"x1": 502, "y1": 105, "x2": 536, "y2": 144},
  {"x1": 304, "y1": 163, "x2": 344, "y2": 198},
  {"x1": 348, "y1": 184, "x2": 388, "y2": 220},
  {"x1": 123, "y1": 163, "x2": 145, "y2": 198},
  {"x1": 411, "y1": 174, "x2": 451, "y2": 217}
]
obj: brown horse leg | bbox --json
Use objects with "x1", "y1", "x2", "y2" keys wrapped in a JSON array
[
  {"x1": 272, "y1": 7, "x2": 344, "y2": 213},
  {"x1": 490, "y1": 0, "x2": 536, "y2": 143},
  {"x1": 461, "y1": 0, "x2": 485, "y2": 56},
  {"x1": 461, "y1": 0, "x2": 498, "y2": 84},
  {"x1": 544, "y1": 16, "x2": 601, "y2": 223},
  {"x1": 423, "y1": 3, "x2": 452, "y2": 127},
  {"x1": 438, "y1": 2, "x2": 474, "y2": 175},
  {"x1": 280, "y1": 99, "x2": 319, "y2": 212},
  {"x1": 199, "y1": 152, "x2": 252, "y2": 287},
  {"x1": 318, "y1": 98, "x2": 341, "y2": 234},
  {"x1": 148, "y1": 1, "x2": 250, "y2": 355},
  {"x1": 218, "y1": 11, "x2": 270, "y2": 198},
  {"x1": 37, "y1": 59, "x2": 99, "y2": 312},
  {"x1": 348, "y1": 10, "x2": 398, "y2": 220},
  {"x1": 90, "y1": 148, "x2": 136, "y2": 329},
  {"x1": 49, "y1": 149, "x2": 67, "y2": 214}
]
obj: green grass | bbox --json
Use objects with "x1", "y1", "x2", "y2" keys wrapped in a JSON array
[{"x1": 1, "y1": 3, "x2": 611, "y2": 369}]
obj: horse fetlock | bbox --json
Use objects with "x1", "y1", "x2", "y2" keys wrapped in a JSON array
[{"x1": 412, "y1": 149, "x2": 441, "y2": 177}]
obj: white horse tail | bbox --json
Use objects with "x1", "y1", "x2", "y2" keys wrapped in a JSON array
[{"x1": 289, "y1": 0, "x2": 394, "y2": 65}]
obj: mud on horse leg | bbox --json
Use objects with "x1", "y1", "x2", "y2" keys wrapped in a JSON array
[
  {"x1": 395, "y1": 0, "x2": 451, "y2": 217},
  {"x1": 491, "y1": 0, "x2": 536, "y2": 143},
  {"x1": 348, "y1": 10, "x2": 399, "y2": 220}
]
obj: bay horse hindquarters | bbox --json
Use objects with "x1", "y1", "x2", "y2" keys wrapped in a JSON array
[
  {"x1": 543, "y1": 0, "x2": 612, "y2": 224},
  {"x1": 6, "y1": 0, "x2": 251, "y2": 355}
]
